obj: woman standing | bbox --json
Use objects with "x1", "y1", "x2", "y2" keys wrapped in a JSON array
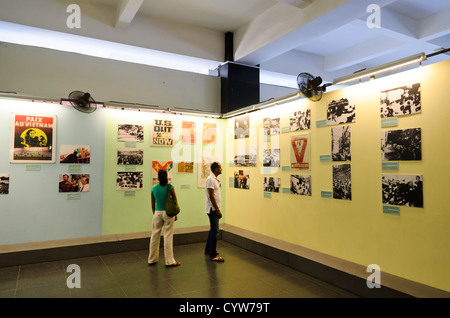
[{"x1": 148, "y1": 169, "x2": 180, "y2": 267}]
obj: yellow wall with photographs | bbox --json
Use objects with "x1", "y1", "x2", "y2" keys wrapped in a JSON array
[{"x1": 224, "y1": 59, "x2": 450, "y2": 292}]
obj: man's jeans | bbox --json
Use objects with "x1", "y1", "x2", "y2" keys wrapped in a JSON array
[{"x1": 205, "y1": 209, "x2": 219, "y2": 258}]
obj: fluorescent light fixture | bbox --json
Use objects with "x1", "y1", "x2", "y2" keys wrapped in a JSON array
[
  {"x1": 0, "y1": 21, "x2": 221, "y2": 75},
  {"x1": 333, "y1": 53, "x2": 427, "y2": 85}
]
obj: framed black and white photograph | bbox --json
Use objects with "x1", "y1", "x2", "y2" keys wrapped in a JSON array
[
  {"x1": 381, "y1": 128, "x2": 421, "y2": 161},
  {"x1": 0, "y1": 174, "x2": 9, "y2": 194},
  {"x1": 234, "y1": 115, "x2": 249, "y2": 139},
  {"x1": 263, "y1": 148, "x2": 280, "y2": 167},
  {"x1": 263, "y1": 117, "x2": 280, "y2": 135},
  {"x1": 116, "y1": 171, "x2": 143, "y2": 191},
  {"x1": 333, "y1": 164, "x2": 351, "y2": 200},
  {"x1": 118, "y1": 124, "x2": 144, "y2": 142},
  {"x1": 234, "y1": 144, "x2": 257, "y2": 167},
  {"x1": 264, "y1": 176, "x2": 280, "y2": 193},
  {"x1": 290, "y1": 109, "x2": 311, "y2": 131},
  {"x1": 332, "y1": 125, "x2": 351, "y2": 161},
  {"x1": 117, "y1": 148, "x2": 143, "y2": 165},
  {"x1": 380, "y1": 83, "x2": 421, "y2": 118},
  {"x1": 234, "y1": 170, "x2": 250, "y2": 189},
  {"x1": 327, "y1": 98, "x2": 356, "y2": 125},
  {"x1": 290, "y1": 175, "x2": 311, "y2": 196},
  {"x1": 382, "y1": 174, "x2": 423, "y2": 208}
]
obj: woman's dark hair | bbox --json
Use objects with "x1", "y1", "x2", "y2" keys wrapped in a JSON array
[{"x1": 158, "y1": 169, "x2": 168, "y2": 186}]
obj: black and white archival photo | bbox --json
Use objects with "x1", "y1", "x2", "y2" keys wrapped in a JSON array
[
  {"x1": 234, "y1": 145, "x2": 257, "y2": 167},
  {"x1": 263, "y1": 148, "x2": 280, "y2": 167},
  {"x1": 116, "y1": 171, "x2": 143, "y2": 190},
  {"x1": 0, "y1": 174, "x2": 9, "y2": 194},
  {"x1": 333, "y1": 164, "x2": 351, "y2": 200},
  {"x1": 290, "y1": 175, "x2": 311, "y2": 196},
  {"x1": 263, "y1": 117, "x2": 280, "y2": 135},
  {"x1": 327, "y1": 98, "x2": 356, "y2": 125},
  {"x1": 332, "y1": 125, "x2": 351, "y2": 161},
  {"x1": 290, "y1": 109, "x2": 311, "y2": 131},
  {"x1": 234, "y1": 115, "x2": 249, "y2": 139},
  {"x1": 117, "y1": 148, "x2": 144, "y2": 165},
  {"x1": 234, "y1": 170, "x2": 250, "y2": 189},
  {"x1": 118, "y1": 124, "x2": 144, "y2": 142},
  {"x1": 380, "y1": 83, "x2": 421, "y2": 118},
  {"x1": 382, "y1": 174, "x2": 423, "y2": 208},
  {"x1": 381, "y1": 128, "x2": 421, "y2": 161},
  {"x1": 264, "y1": 176, "x2": 280, "y2": 193}
]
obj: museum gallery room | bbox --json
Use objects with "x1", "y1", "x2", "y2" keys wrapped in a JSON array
[{"x1": 0, "y1": 0, "x2": 449, "y2": 302}]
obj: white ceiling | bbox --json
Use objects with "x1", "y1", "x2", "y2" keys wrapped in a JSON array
[{"x1": 1, "y1": 0, "x2": 450, "y2": 92}]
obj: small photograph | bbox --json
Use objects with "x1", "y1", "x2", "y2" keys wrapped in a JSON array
[
  {"x1": 333, "y1": 164, "x2": 351, "y2": 200},
  {"x1": 332, "y1": 125, "x2": 351, "y2": 161},
  {"x1": 0, "y1": 174, "x2": 9, "y2": 194},
  {"x1": 382, "y1": 174, "x2": 423, "y2": 208},
  {"x1": 60, "y1": 145, "x2": 90, "y2": 164},
  {"x1": 380, "y1": 83, "x2": 421, "y2": 118},
  {"x1": 178, "y1": 161, "x2": 194, "y2": 173},
  {"x1": 263, "y1": 148, "x2": 280, "y2": 167},
  {"x1": 117, "y1": 148, "x2": 143, "y2": 165},
  {"x1": 327, "y1": 98, "x2": 356, "y2": 125},
  {"x1": 117, "y1": 171, "x2": 143, "y2": 191},
  {"x1": 234, "y1": 144, "x2": 257, "y2": 167},
  {"x1": 263, "y1": 117, "x2": 280, "y2": 135},
  {"x1": 290, "y1": 175, "x2": 311, "y2": 196},
  {"x1": 234, "y1": 115, "x2": 249, "y2": 139},
  {"x1": 59, "y1": 174, "x2": 90, "y2": 192},
  {"x1": 263, "y1": 176, "x2": 280, "y2": 193},
  {"x1": 290, "y1": 109, "x2": 311, "y2": 131},
  {"x1": 234, "y1": 170, "x2": 250, "y2": 189},
  {"x1": 118, "y1": 124, "x2": 144, "y2": 142},
  {"x1": 381, "y1": 128, "x2": 421, "y2": 161}
]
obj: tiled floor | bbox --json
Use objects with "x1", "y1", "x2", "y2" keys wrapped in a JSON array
[{"x1": 0, "y1": 241, "x2": 358, "y2": 298}]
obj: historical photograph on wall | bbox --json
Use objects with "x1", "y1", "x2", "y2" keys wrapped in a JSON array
[
  {"x1": 264, "y1": 176, "x2": 280, "y2": 193},
  {"x1": 380, "y1": 83, "x2": 421, "y2": 118},
  {"x1": 327, "y1": 98, "x2": 356, "y2": 125},
  {"x1": 290, "y1": 133, "x2": 310, "y2": 170},
  {"x1": 263, "y1": 148, "x2": 280, "y2": 167},
  {"x1": 234, "y1": 115, "x2": 249, "y2": 139},
  {"x1": 197, "y1": 153, "x2": 221, "y2": 188},
  {"x1": 290, "y1": 109, "x2": 311, "y2": 131},
  {"x1": 381, "y1": 128, "x2": 421, "y2": 161},
  {"x1": 116, "y1": 171, "x2": 143, "y2": 191},
  {"x1": 10, "y1": 114, "x2": 57, "y2": 163},
  {"x1": 60, "y1": 145, "x2": 90, "y2": 164},
  {"x1": 117, "y1": 148, "x2": 143, "y2": 165},
  {"x1": 290, "y1": 175, "x2": 311, "y2": 196},
  {"x1": 202, "y1": 122, "x2": 216, "y2": 144},
  {"x1": 234, "y1": 144, "x2": 257, "y2": 167},
  {"x1": 177, "y1": 161, "x2": 194, "y2": 173},
  {"x1": 382, "y1": 174, "x2": 423, "y2": 208},
  {"x1": 59, "y1": 174, "x2": 90, "y2": 192},
  {"x1": 0, "y1": 174, "x2": 9, "y2": 195},
  {"x1": 263, "y1": 117, "x2": 280, "y2": 135},
  {"x1": 333, "y1": 164, "x2": 351, "y2": 200},
  {"x1": 182, "y1": 121, "x2": 196, "y2": 144},
  {"x1": 151, "y1": 119, "x2": 174, "y2": 146},
  {"x1": 152, "y1": 161, "x2": 173, "y2": 186},
  {"x1": 332, "y1": 125, "x2": 351, "y2": 161},
  {"x1": 118, "y1": 124, "x2": 144, "y2": 142},
  {"x1": 234, "y1": 170, "x2": 250, "y2": 189}
]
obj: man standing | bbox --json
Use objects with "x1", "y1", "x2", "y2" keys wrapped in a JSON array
[{"x1": 205, "y1": 162, "x2": 224, "y2": 262}]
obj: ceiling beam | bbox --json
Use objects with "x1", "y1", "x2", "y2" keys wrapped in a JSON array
[
  {"x1": 115, "y1": 0, "x2": 144, "y2": 29},
  {"x1": 418, "y1": 7, "x2": 450, "y2": 41}
]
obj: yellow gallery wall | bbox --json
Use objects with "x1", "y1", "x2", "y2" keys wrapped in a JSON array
[{"x1": 224, "y1": 59, "x2": 450, "y2": 292}]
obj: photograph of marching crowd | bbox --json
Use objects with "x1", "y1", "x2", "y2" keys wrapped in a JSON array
[
  {"x1": 290, "y1": 175, "x2": 311, "y2": 196},
  {"x1": 332, "y1": 126, "x2": 351, "y2": 161},
  {"x1": 118, "y1": 124, "x2": 144, "y2": 142},
  {"x1": 382, "y1": 174, "x2": 423, "y2": 208},
  {"x1": 116, "y1": 171, "x2": 143, "y2": 190},
  {"x1": 333, "y1": 164, "x2": 351, "y2": 200},
  {"x1": 117, "y1": 148, "x2": 144, "y2": 165},
  {"x1": 381, "y1": 128, "x2": 422, "y2": 161},
  {"x1": 380, "y1": 83, "x2": 421, "y2": 118}
]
